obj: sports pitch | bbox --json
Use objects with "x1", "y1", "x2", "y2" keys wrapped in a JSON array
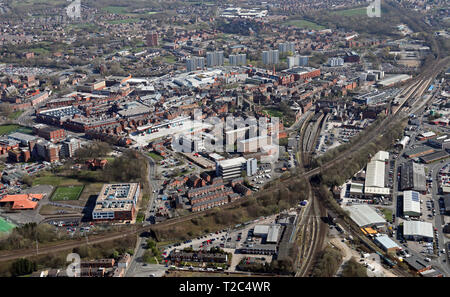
[
  {"x1": 50, "y1": 186, "x2": 84, "y2": 201},
  {"x1": 0, "y1": 217, "x2": 16, "y2": 233}
]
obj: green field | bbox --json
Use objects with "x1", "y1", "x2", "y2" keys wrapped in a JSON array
[
  {"x1": 50, "y1": 186, "x2": 84, "y2": 201},
  {"x1": 147, "y1": 152, "x2": 164, "y2": 162},
  {"x1": 107, "y1": 18, "x2": 142, "y2": 24},
  {"x1": 7, "y1": 111, "x2": 23, "y2": 120},
  {"x1": 33, "y1": 173, "x2": 83, "y2": 187},
  {"x1": 0, "y1": 217, "x2": 16, "y2": 233},
  {"x1": 333, "y1": 7, "x2": 367, "y2": 16},
  {"x1": 102, "y1": 6, "x2": 129, "y2": 14},
  {"x1": 381, "y1": 208, "x2": 393, "y2": 221},
  {"x1": 263, "y1": 109, "x2": 284, "y2": 118},
  {"x1": 0, "y1": 124, "x2": 33, "y2": 136},
  {"x1": 164, "y1": 55, "x2": 177, "y2": 63},
  {"x1": 283, "y1": 19, "x2": 325, "y2": 30}
]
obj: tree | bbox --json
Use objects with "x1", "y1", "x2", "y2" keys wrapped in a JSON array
[
  {"x1": 342, "y1": 258, "x2": 368, "y2": 277},
  {"x1": 0, "y1": 102, "x2": 13, "y2": 118},
  {"x1": 10, "y1": 258, "x2": 36, "y2": 276},
  {"x1": 22, "y1": 176, "x2": 33, "y2": 187}
]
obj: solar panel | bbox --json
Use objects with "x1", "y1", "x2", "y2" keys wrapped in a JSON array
[{"x1": 411, "y1": 191, "x2": 419, "y2": 202}]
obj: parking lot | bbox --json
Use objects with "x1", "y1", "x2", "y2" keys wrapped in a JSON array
[{"x1": 161, "y1": 215, "x2": 278, "y2": 271}]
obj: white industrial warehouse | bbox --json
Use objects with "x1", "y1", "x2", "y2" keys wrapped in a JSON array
[
  {"x1": 364, "y1": 151, "x2": 390, "y2": 196},
  {"x1": 374, "y1": 234, "x2": 401, "y2": 252},
  {"x1": 403, "y1": 221, "x2": 433, "y2": 242},
  {"x1": 253, "y1": 224, "x2": 282, "y2": 243},
  {"x1": 345, "y1": 204, "x2": 387, "y2": 227},
  {"x1": 403, "y1": 190, "x2": 421, "y2": 217}
]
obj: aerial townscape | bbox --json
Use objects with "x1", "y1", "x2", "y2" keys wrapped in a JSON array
[{"x1": 0, "y1": 0, "x2": 449, "y2": 285}]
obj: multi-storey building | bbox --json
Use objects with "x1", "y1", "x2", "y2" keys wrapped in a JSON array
[
  {"x1": 186, "y1": 56, "x2": 206, "y2": 72},
  {"x1": 146, "y1": 32, "x2": 158, "y2": 47},
  {"x1": 216, "y1": 157, "x2": 246, "y2": 180},
  {"x1": 92, "y1": 183, "x2": 140, "y2": 221},
  {"x1": 32, "y1": 124, "x2": 66, "y2": 143},
  {"x1": 262, "y1": 50, "x2": 279, "y2": 65},
  {"x1": 60, "y1": 137, "x2": 82, "y2": 158},
  {"x1": 278, "y1": 42, "x2": 295, "y2": 53},
  {"x1": 229, "y1": 54, "x2": 247, "y2": 66},
  {"x1": 206, "y1": 51, "x2": 224, "y2": 67}
]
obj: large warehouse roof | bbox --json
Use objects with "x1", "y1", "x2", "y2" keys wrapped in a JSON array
[
  {"x1": 253, "y1": 224, "x2": 269, "y2": 236},
  {"x1": 267, "y1": 224, "x2": 281, "y2": 243},
  {"x1": 365, "y1": 160, "x2": 385, "y2": 188},
  {"x1": 403, "y1": 221, "x2": 433, "y2": 239},
  {"x1": 372, "y1": 151, "x2": 389, "y2": 162},
  {"x1": 345, "y1": 204, "x2": 387, "y2": 227},
  {"x1": 374, "y1": 234, "x2": 400, "y2": 250},
  {"x1": 403, "y1": 190, "x2": 421, "y2": 216},
  {"x1": 400, "y1": 161, "x2": 426, "y2": 192}
]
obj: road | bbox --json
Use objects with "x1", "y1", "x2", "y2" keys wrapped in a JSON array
[{"x1": 125, "y1": 151, "x2": 161, "y2": 277}]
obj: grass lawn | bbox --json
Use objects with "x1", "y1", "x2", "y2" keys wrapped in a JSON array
[
  {"x1": 333, "y1": 7, "x2": 367, "y2": 16},
  {"x1": 381, "y1": 208, "x2": 393, "y2": 221},
  {"x1": 0, "y1": 124, "x2": 32, "y2": 135},
  {"x1": 164, "y1": 55, "x2": 177, "y2": 63},
  {"x1": 102, "y1": 6, "x2": 129, "y2": 14},
  {"x1": 50, "y1": 186, "x2": 84, "y2": 201},
  {"x1": 78, "y1": 183, "x2": 104, "y2": 200},
  {"x1": 7, "y1": 110, "x2": 23, "y2": 120},
  {"x1": 107, "y1": 18, "x2": 142, "y2": 24},
  {"x1": 283, "y1": 19, "x2": 325, "y2": 30},
  {"x1": 147, "y1": 152, "x2": 163, "y2": 162},
  {"x1": 263, "y1": 109, "x2": 284, "y2": 118},
  {"x1": 32, "y1": 173, "x2": 83, "y2": 187}
]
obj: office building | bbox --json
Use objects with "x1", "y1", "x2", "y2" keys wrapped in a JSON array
[
  {"x1": 206, "y1": 51, "x2": 224, "y2": 67},
  {"x1": 216, "y1": 157, "x2": 246, "y2": 180},
  {"x1": 262, "y1": 50, "x2": 279, "y2": 65}
]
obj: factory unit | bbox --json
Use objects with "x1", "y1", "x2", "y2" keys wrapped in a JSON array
[
  {"x1": 402, "y1": 190, "x2": 421, "y2": 217},
  {"x1": 403, "y1": 221, "x2": 434, "y2": 242},
  {"x1": 364, "y1": 151, "x2": 390, "y2": 197},
  {"x1": 345, "y1": 204, "x2": 387, "y2": 228},
  {"x1": 400, "y1": 161, "x2": 426, "y2": 193}
]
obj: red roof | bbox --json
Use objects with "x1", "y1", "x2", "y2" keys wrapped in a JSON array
[{"x1": 0, "y1": 193, "x2": 44, "y2": 210}]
